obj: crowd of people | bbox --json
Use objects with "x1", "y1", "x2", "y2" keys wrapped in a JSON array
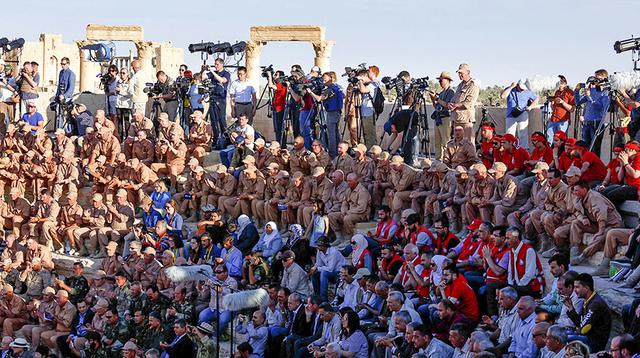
[{"x1": 0, "y1": 55, "x2": 640, "y2": 358}]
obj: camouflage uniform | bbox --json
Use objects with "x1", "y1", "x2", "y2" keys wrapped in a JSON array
[
  {"x1": 114, "y1": 282, "x2": 132, "y2": 318},
  {"x1": 64, "y1": 275, "x2": 90, "y2": 304}
]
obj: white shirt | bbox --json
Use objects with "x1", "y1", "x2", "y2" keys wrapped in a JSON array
[
  {"x1": 509, "y1": 312, "x2": 537, "y2": 358},
  {"x1": 338, "y1": 279, "x2": 360, "y2": 310},
  {"x1": 497, "y1": 305, "x2": 519, "y2": 344},
  {"x1": 360, "y1": 81, "x2": 379, "y2": 117},
  {"x1": 316, "y1": 247, "x2": 346, "y2": 273},
  {"x1": 230, "y1": 79, "x2": 256, "y2": 103},
  {"x1": 557, "y1": 292, "x2": 583, "y2": 328}
]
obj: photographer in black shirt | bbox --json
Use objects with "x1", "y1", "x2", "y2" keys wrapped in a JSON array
[{"x1": 153, "y1": 71, "x2": 178, "y2": 121}]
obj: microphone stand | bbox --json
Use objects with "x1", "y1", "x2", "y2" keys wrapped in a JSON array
[{"x1": 208, "y1": 277, "x2": 241, "y2": 358}]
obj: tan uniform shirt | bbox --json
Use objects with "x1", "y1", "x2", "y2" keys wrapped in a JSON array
[
  {"x1": 159, "y1": 122, "x2": 185, "y2": 142},
  {"x1": 545, "y1": 182, "x2": 569, "y2": 213},
  {"x1": 391, "y1": 164, "x2": 417, "y2": 192},
  {"x1": 332, "y1": 154, "x2": 354, "y2": 175},
  {"x1": 36, "y1": 201, "x2": 61, "y2": 222},
  {"x1": 437, "y1": 171, "x2": 458, "y2": 200},
  {"x1": 58, "y1": 203, "x2": 84, "y2": 228},
  {"x1": 132, "y1": 139, "x2": 155, "y2": 165},
  {"x1": 443, "y1": 138, "x2": 478, "y2": 169},
  {"x1": 54, "y1": 300, "x2": 77, "y2": 332},
  {"x1": 353, "y1": 157, "x2": 375, "y2": 185},
  {"x1": 468, "y1": 176, "x2": 496, "y2": 205},
  {"x1": 577, "y1": 190, "x2": 623, "y2": 230},
  {"x1": 25, "y1": 245, "x2": 54, "y2": 270},
  {"x1": 213, "y1": 174, "x2": 237, "y2": 196},
  {"x1": 341, "y1": 183, "x2": 371, "y2": 216},
  {"x1": 128, "y1": 118, "x2": 155, "y2": 139},
  {"x1": 189, "y1": 121, "x2": 213, "y2": 146},
  {"x1": 314, "y1": 150, "x2": 332, "y2": 172},
  {"x1": 451, "y1": 79, "x2": 480, "y2": 124},
  {"x1": 92, "y1": 136, "x2": 121, "y2": 163},
  {"x1": 82, "y1": 205, "x2": 108, "y2": 228},
  {"x1": 289, "y1": 149, "x2": 312, "y2": 176},
  {"x1": 520, "y1": 179, "x2": 549, "y2": 213},
  {"x1": 490, "y1": 174, "x2": 520, "y2": 207},
  {"x1": 326, "y1": 181, "x2": 349, "y2": 213},
  {"x1": 107, "y1": 202, "x2": 135, "y2": 231},
  {"x1": 133, "y1": 259, "x2": 162, "y2": 286},
  {"x1": 55, "y1": 162, "x2": 80, "y2": 186}
]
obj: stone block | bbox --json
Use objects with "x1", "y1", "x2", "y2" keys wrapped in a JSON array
[
  {"x1": 355, "y1": 221, "x2": 378, "y2": 235},
  {"x1": 86, "y1": 24, "x2": 144, "y2": 42},
  {"x1": 202, "y1": 151, "x2": 221, "y2": 170},
  {"x1": 250, "y1": 25, "x2": 325, "y2": 43},
  {"x1": 52, "y1": 253, "x2": 101, "y2": 277}
]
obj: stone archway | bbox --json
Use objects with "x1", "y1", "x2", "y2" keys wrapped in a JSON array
[{"x1": 245, "y1": 25, "x2": 335, "y2": 86}]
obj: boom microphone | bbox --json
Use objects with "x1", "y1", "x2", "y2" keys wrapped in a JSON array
[
  {"x1": 526, "y1": 75, "x2": 559, "y2": 93},
  {"x1": 609, "y1": 71, "x2": 640, "y2": 91}
]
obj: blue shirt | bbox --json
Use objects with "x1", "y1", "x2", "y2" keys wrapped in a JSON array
[
  {"x1": 575, "y1": 88, "x2": 610, "y2": 122},
  {"x1": 188, "y1": 84, "x2": 206, "y2": 110},
  {"x1": 56, "y1": 68, "x2": 75, "y2": 101},
  {"x1": 20, "y1": 112, "x2": 44, "y2": 134},
  {"x1": 164, "y1": 212, "x2": 184, "y2": 238},
  {"x1": 151, "y1": 191, "x2": 171, "y2": 212},
  {"x1": 142, "y1": 209, "x2": 163, "y2": 230},
  {"x1": 207, "y1": 70, "x2": 231, "y2": 98},
  {"x1": 340, "y1": 330, "x2": 369, "y2": 358},
  {"x1": 506, "y1": 89, "x2": 537, "y2": 120},
  {"x1": 220, "y1": 246, "x2": 243, "y2": 277},
  {"x1": 323, "y1": 83, "x2": 344, "y2": 113}
]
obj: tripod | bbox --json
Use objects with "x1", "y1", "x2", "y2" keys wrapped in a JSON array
[
  {"x1": 177, "y1": 88, "x2": 190, "y2": 135},
  {"x1": 573, "y1": 103, "x2": 583, "y2": 139},
  {"x1": 341, "y1": 88, "x2": 364, "y2": 144},
  {"x1": 589, "y1": 91, "x2": 617, "y2": 154},
  {"x1": 474, "y1": 107, "x2": 497, "y2": 146},
  {"x1": 280, "y1": 91, "x2": 296, "y2": 146},
  {"x1": 310, "y1": 98, "x2": 329, "y2": 149},
  {"x1": 413, "y1": 91, "x2": 432, "y2": 157},
  {"x1": 149, "y1": 97, "x2": 162, "y2": 138}
]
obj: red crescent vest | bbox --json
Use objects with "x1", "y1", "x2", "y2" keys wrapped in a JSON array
[
  {"x1": 376, "y1": 219, "x2": 397, "y2": 245},
  {"x1": 400, "y1": 255, "x2": 421, "y2": 285},
  {"x1": 354, "y1": 249, "x2": 371, "y2": 270},
  {"x1": 509, "y1": 242, "x2": 545, "y2": 293},
  {"x1": 409, "y1": 226, "x2": 435, "y2": 249},
  {"x1": 485, "y1": 243, "x2": 509, "y2": 283}
]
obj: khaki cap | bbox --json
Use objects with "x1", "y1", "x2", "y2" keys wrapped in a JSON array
[
  {"x1": 353, "y1": 143, "x2": 367, "y2": 153},
  {"x1": 193, "y1": 166, "x2": 204, "y2": 173},
  {"x1": 130, "y1": 241, "x2": 142, "y2": 250},
  {"x1": 292, "y1": 171, "x2": 304, "y2": 180},
  {"x1": 243, "y1": 166, "x2": 257, "y2": 174},
  {"x1": 390, "y1": 155, "x2": 404, "y2": 166},
  {"x1": 115, "y1": 189, "x2": 127, "y2": 197},
  {"x1": 531, "y1": 161, "x2": 550, "y2": 174},
  {"x1": 469, "y1": 163, "x2": 487, "y2": 174},
  {"x1": 188, "y1": 158, "x2": 199, "y2": 166},
  {"x1": 311, "y1": 166, "x2": 325, "y2": 178},
  {"x1": 457, "y1": 63, "x2": 471, "y2": 73},
  {"x1": 565, "y1": 166, "x2": 581, "y2": 177},
  {"x1": 123, "y1": 341, "x2": 138, "y2": 351},
  {"x1": 420, "y1": 158, "x2": 433, "y2": 170},
  {"x1": 276, "y1": 171, "x2": 290, "y2": 180},
  {"x1": 106, "y1": 241, "x2": 118, "y2": 249},
  {"x1": 269, "y1": 141, "x2": 281, "y2": 149},
  {"x1": 96, "y1": 155, "x2": 107, "y2": 163},
  {"x1": 369, "y1": 145, "x2": 382, "y2": 156},
  {"x1": 488, "y1": 162, "x2": 507, "y2": 173},
  {"x1": 255, "y1": 138, "x2": 265, "y2": 146},
  {"x1": 436, "y1": 71, "x2": 454, "y2": 81},
  {"x1": 379, "y1": 152, "x2": 391, "y2": 161},
  {"x1": 42, "y1": 287, "x2": 56, "y2": 295},
  {"x1": 455, "y1": 165, "x2": 468, "y2": 175},
  {"x1": 215, "y1": 164, "x2": 228, "y2": 174},
  {"x1": 56, "y1": 290, "x2": 69, "y2": 298},
  {"x1": 266, "y1": 162, "x2": 280, "y2": 170},
  {"x1": 242, "y1": 155, "x2": 256, "y2": 164},
  {"x1": 55, "y1": 128, "x2": 65, "y2": 135},
  {"x1": 92, "y1": 193, "x2": 103, "y2": 201}
]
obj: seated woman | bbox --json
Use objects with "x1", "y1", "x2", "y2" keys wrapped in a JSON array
[
  {"x1": 167, "y1": 233, "x2": 187, "y2": 260},
  {"x1": 187, "y1": 236, "x2": 202, "y2": 265},
  {"x1": 150, "y1": 179, "x2": 172, "y2": 214},
  {"x1": 252, "y1": 221, "x2": 284, "y2": 262},
  {"x1": 164, "y1": 199, "x2": 184, "y2": 239},
  {"x1": 350, "y1": 234, "x2": 373, "y2": 272},
  {"x1": 234, "y1": 215, "x2": 259, "y2": 256},
  {"x1": 304, "y1": 199, "x2": 330, "y2": 248},
  {"x1": 314, "y1": 310, "x2": 368, "y2": 358}
]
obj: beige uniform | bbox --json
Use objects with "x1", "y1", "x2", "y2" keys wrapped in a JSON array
[
  {"x1": 53, "y1": 162, "x2": 80, "y2": 199},
  {"x1": 353, "y1": 157, "x2": 375, "y2": 187},
  {"x1": 1, "y1": 197, "x2": 31, "y2": 238},
  {"x1": 450, "y1": 79, "x2": 480, "y2": 142},
  {"x1": 72, "y1": 205, "x2": 108, "y2": 254},
  {"x1": 289, "y1": 149, "x2": 312, "y2": 176},
  {"x1": 99, "y1": 202, "x2": 135, "y2": 247},
  {"x1": 548, "y1": 183, "x2": 574, "y2": 245},
  {"x1": 427, "y1": 171, "x2": 457, "y2": 220},
  {"x1": 300, "y1": 177, "x2": 334, "y2": 227},
  {"x1": 443, "y1": 138, "x2": 478, "y2": 169},
  {"x1": 387, "y1": 164, "x2": 417, "y2": 216},
  {"x1": 41, "y1": 300, "x2": 77, "y2": 349},
  {"x1": 131, "y1": 139, "x2": 155, "y2": 166},
  {"x1": 411, "y1": 170, "x2": 439, "y2": 218},
  {"x1": 225, "y1": 173, "x2": 266, "y2": 218},
  {"x1": 328, "y1": 183, "x2": 371, "y2": 236},
  {"x1": 25, "y1": 245, "x2": 54, "y2": 271},
  {"x1": 92, "y1": 136, "x2": 121, "y2": 164},
  {"x1": 326, "y1": 181, "x2": 349, "y2": 214},
  {"x1": 464, "y1": 176, "x2": 496, "y2": 222},
  {"x1": 132, "y1": 258, "x2": 163, "y2": 288},
  {"x1": 371, "y1": 162, "x2": 393, "y2": 209},
  {"x1": 572, "y1": 190, "x2": 623, "y2": 257},
  {"x1": 24, "y1": 201, "x2": 60, "y2": 248},
  {"x1": 212, "y1": 174, "x2": 238, "y2": 216},
  {"x1": 188, "y1": 121, "x2": 213, "y2": 160},
  {"x1": 264, "y1": 180, "x2": 289, "y2": 223},
  {"x1": 490, "y1": 174, "x2": 525, "y2": 226},
  {"x1": 332, "y1": 154, "x2": 354, "y2": 175}
]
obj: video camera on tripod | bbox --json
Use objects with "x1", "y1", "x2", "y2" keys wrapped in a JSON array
[
  {"x1": 175, "y1": 72, "x2": 193, "y2": 92},
  {"x1": 578, "y1": 76, "x2": 611, "y2": 91},
  {"x1": 261, "y1": 64, "x2": 274, "y2": 78},
  {"x1": 295, "y1": 77, "x2": 324, "y2": 95},
  {"x1": 381, "y1": 75, "x2": 406, "y2": 92},
  {"x1": 342, "y1": 63, "x2": 367, "y2": 85},
  {"x1": 143, "y1": 82, "x2": 163, "y2": 97},
  {"x1": 410, "y1": 76, "x2": 430, "y2": 91}
]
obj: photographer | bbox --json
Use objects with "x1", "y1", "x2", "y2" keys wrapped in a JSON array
[
  {"x1": 357, "y1": 65, "x2": 381, "y2": 148},
  {"x1": 500, "y1": 79, "x2": 538, "y2": 150},
  {"x1": 130, "y1": 60, "x2": 147, "y2": 114},
  {"x1": 56, "y1": 57, "x2": 75, "y2": 105},
  {"x1": 547, "y1": 75, "x2": 575, "y2": 142},
  {"x1": 229, "y1": 66, "x2": 257, "y2": 124},
  {"x1": 308, "y1": 71, "x2": 344, "y2": 158},
  {"x1": 574, "y1": 69, "x2": 610, "y2": 157},
  {"x1": 16, "y1": 61, "x2": 38, "y2": 113},
  {"x1": 201, "y1": 58, "x2": 231, "y2": 141},
  {"x1": 266, "y1": 70, "x2": 288, "y2": 146},
  {"x1": 288, "y1": 68, "x2": 314, "y2": 149},
  {"x1": 153, "y1": 71, "x2": 178, "y2": 121},
  {"x1": 187, "y1": 73, "x2": 206, "y2": 114},
  {"x1": 116, "y1": 68, "x2": 134, "y2": 142},
  {"x1": 429, "y1": 71, "x2": 456, "y2": 160}
]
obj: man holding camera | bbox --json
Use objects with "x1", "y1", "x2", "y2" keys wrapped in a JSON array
[
  {"x1": 152, "y1": 71, "x2": 178, "y2": 122},
  {"x1": 309, "y1": 71, "x2": 344, "y2": 158},
  {"x1": 229, "y1": 66, "x2": 257, "y2": 124},
  {"x1": 357, "y1": 66, "x2": 381, "y2": 148},
  {"x1": 17, "y1": 62, "x2": 39, "y2": 115},
  {"x1": 267, "y1": 70, "x2": 289, "y2": 146},
  {"x1": 501, "y1": 79, "x2": 538, "y2": 150},
  {"x1": 288, "y1": 68, "x2": 315, "y2": 149},
  {"x1": 575, "y1": 69, "x2": 610, "y2": 157},
  {"x1": 202, "y1": 58, "x2": 231, "y2": 141},
  {"x1": 449, "y1": 63, "x2": 480, "y2": 144},
  {"x1": 547, "y1": 75, "x2": 575, "y2": 142},
  {"x1": 430, "y1": 71, "x2": 456, "y2": 160}
]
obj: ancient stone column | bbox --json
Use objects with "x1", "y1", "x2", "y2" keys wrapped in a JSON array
[
  {"x1": 76, "y1": 40, "x2": 95, "y2": 92},
  {"x1": 313, "y1": 40, "x2": 335, "y2": 72},
  {"x1": 245, "y1": 40, "x2": 265, "y2": 88}
]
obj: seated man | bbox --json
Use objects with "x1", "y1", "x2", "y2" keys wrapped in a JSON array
[
  {"x1": 0, "y1": 188, "x2": 31, "y2": 239},
  {"x1": 130, "y1": 130, "x2": 155, "y2": 167},
  {"x1": 328, "y1": 173, "x2": 371, "y2": 238},
  {"x1": 442, "y1": 125, "x2": 478, "y2": 169},
  {"x1": 72, "y1": 193, "x2": 108, "y2": 257},
  {"x1": 494, "y1": 134, "x2": 530, "y2": 177},
  {"x1": 367, "y1": 205, "x2": 399, "y2": 247},
  {"x1": 187, "y1": 110, "x2": 212, "y2": 163},
  {"x1": 570, "y1": 141, "x2": 607, "y2": 184},
  {"x1": 569, "y1": 180, "x2": 622, "y2": 265},
  {"x1": 487, "y1": 161, "x2": 526, "y2": 226},
  {"x1": 386, "y1": 156, "x2": 417, "y2": 221},
  {"x1": 437, "y1": 264, "x2": 480, "y2": 323},
  {"x1": 151, "y1": 135, "x2": 187, "y2": 192},
  {"x1": 507, "y1": 162, "x2": 549, "y2": 243},
  {"x1": 23, "y1": 189, "x2": 59, "y2": 250},
  {"x1": 464, "y1": 163, "x2": 496, "y2": 222},
  {"x1": 506, "y1": 227, "x2": 545, "y2": 298},
  {"x1": 508, "y1": 296, "x2": 537, "y2": 358},
  {"x1": 310, "y1": 237, "x2": 345, "y2": 303}
]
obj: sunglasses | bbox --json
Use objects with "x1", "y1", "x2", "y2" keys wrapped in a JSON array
[
  {"x1": 215, "y1": 271, "x2": 224, "y2": 274},
  {"x1": 61, "y1": 62, "x2": 68, "y2": 65},
  {"x1": 105, "y1": 315, "x2": 113, "y2": 319},
  {"x1": 350, "y1": 241, "x2": 356, "y2": 245}
]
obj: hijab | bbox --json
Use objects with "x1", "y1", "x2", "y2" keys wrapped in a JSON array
[
  {"x1": 429, "y1": 255, "x2": 447, "y2": 286},
  {"x1": 237, "y1": 215, "x2": 252, "y2": 237},
  {"x1": 351, "y1": 234, "x2": 368, "y2": 266},
  {"x1": 262, "y1": 221, "x2": 280, "y2": 247},
  {"x1": 288, "y1": 224, "x2": 304, "y2": 247}
]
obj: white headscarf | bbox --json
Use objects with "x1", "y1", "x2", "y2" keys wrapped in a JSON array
[
  {"x1": 262, "y1": 221, "x2": 280, "y2": 247},
  {"x1": 351, "y1": 234, "x2": 368, "y2": 266},
  {"x1": 429, "y1": 255, "x2": 447, "y2": 286},
  {"x1": 237, "y1": 215, "x2": 252, "y2": 237}
]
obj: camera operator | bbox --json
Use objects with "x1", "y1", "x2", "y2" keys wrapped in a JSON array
[
  {"x1": 386, "y1": 107, "x2": 420, "y2": 165},
  {"x1": 288, "y1": 67, "x2": 314, "y2": 149},
  {"x1": 574, "y1": 69, "x2": 610, "y2": 157},
  {"x1": 201, "y1": 58, "x2": 231, "y2": 141},
  {"x1": 429, "y1": 71, "x2": 456, "y2": 160},
  {"x1": 56, "y1": 57, "x2": 75, "y2": 106},
  {"x1": 500, "y1": 79, "x2": 538, "y2": 150},
  {"x1": 288, "y1": 64, "x2": 304, "y2": 138},
  {"x1": 308, "y1": 71, "x2": 344, "y2": 158},
  {"x1": 397, "y1": 70, "x2": 420, "y2": 109},
  {"x1": 449, "y1": 63, "x2": 479, "y2": 144},
  {"x1": 116, "y1": 68, "x2": 134, "y2": 142},
  {"x1": 357, "y1": 65, "x2": 381, "y2": 148},
  {"x1": 152, "y1": 70, "x2": 178, "y2": 121},
  {"x1": 70, "y1": 103, "x2": 94, "y2": 136},
  {"x1": 30, "y1": 61, "x2": 41, "y2": 87},
  {"x1": 546, "y1": 75, "x2": 575, "y2": 142},
  {"x1": 229, "y1": 66, "x2": 257, "y2": 124},
  {"x1": 16, "y1": 61, "x2": 38, "y2": 113},
  {"x1": 105, "y1": 65, "x2": 120, "y2": 122},
  {"x1": 188, "y1": 73, "x2": 206, "y2": 114},
  {"x1": 266, "y1": 69, "x2": 288, "y2": 146}
]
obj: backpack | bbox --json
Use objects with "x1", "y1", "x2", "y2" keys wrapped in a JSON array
[{"x1": 372, "y1": 85, "x2": 385, "y2": 115}]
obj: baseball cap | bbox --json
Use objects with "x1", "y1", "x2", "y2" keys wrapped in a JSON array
[
  {"x1": 455, "y1": 166, "x2": 468, "y2": 176},
  {"x1": 242, "y1": 155, "x2": 256, "y2": 164},
  {"x1": 353, "y1": 268, "x2": 371, "y2": 280},
  {"x1": 56, "y1": 290, "x2": 69, "y2": 298},
  {"x1": 311, "y1": 166, "x2": 325, "y2": 178},
  {"x1": 457, "y1": 63, "x2": 470, "y2": 73},
  {"x1": 502, "y1": 134, "x2": 517, "y2": 144},
  {"x1": 420, "y1": 158, "x2": 433, "y2": 170},
  {"x1": 390, "y1": 155, "x2": 404, "y2": 166},
  {"x1": 255, "y1": 138, "x2": 265, "y2": 146},
  {"x1": 467, "y1": 218, "x2": 483, "y2": 230},
  {"x1": 276, "y1": 170, "x2": 290, "y2": 180},
  {"x1": 553, "y1": 131, "x2": 567, "y2": 142},
  {"x1": 292, "y1": 171, "x2": 304, "y2": 180},
  {"x1": 531, "y1": 162, "x2": 550, "y2": 174},
  {"x1": 353, "y1": 143, "x2": 367, "y2": 154},
  {"x1": 369, "y1": 145, "x2": 382, "y2": 156},
  {"x1": 469, "y1": 163, "x2": 487, "y2": 174},
  {"x1": 487, "y1": 162, "x2": 507, "y2": 173},
  {"x1": 115, "y1": 189, "x2": 127, "y2": 197},
  {"x1": 565, "y1": 166, "x2": 581, "y2": 177},
  {"x1": 215, "y1": 164, "x2": 228, "y2": 174},
  {"x1": 267, "y1": 162, "x2": 280, "y2": 170}
]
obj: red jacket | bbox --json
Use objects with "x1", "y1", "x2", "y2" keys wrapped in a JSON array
[{"x1": 444, "y1": 275, "x2": 480, "y2": 322}]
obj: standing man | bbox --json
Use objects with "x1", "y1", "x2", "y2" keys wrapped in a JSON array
[
  {"x1": 56, "y1": 57, "x2": 75, "y2": 106},
  {"x1": 130, "y1": 60, "x2": 148, "y2": 114},
  {"x1": 501, "y1": 79, "x2": 538, "y2": 150},
  {"x1": 153, "y1": 71, "x2": 178, "y2": 121},
  {"x1": 229, "y1": 66, "x2": 257, "y2": 124},
  {"x1": 430, "y1": 71, "x2": 456, "y2": 159},
  {"x1": 202, "y1": 58, "x2": 231, "y2": 142},
  {"x1": 574, "y1": 69, "x2": 610, "y2": 157},
  {"x1": 547, "y1": 75, "x2": 575, "y2": 142},
  {"x1": 449, "y1": 64, "x2": 480, "y2": 144},
  {"x1": 357, "y1": 66, "x2": 381, "y2": 148}
]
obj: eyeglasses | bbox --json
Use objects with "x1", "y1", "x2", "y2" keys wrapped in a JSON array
[
  {"x1": 533, "y1": 333, "x2": 546, "y2": 338},
  {"x1": 60, "y1": 62, "x2": 68, "y2": 66}
]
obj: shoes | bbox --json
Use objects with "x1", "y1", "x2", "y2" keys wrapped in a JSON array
[
  {"x1": 570, "y1": 254, "x2": 587, "y2": 266},
  {"x1": 541, "y1": 248, "x2": 557, "y2": 259}
]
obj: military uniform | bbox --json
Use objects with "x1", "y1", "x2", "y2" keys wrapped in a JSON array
[
  {"x1": 72, "y1": 205, "x2": 108, "y2": 255},
  {"x1": 114, "y1": 282, "x2": 132, "y2": 318},
  {"x1": 133, "y1": 258, "x2": 163, "y2": 289},
  {"x1": 508, "y1": 178, "x2": 549, "y2": 239},
  {"x1": 103, "y1": 319, "x2": 132, "y2": 352},
  {"x1": 329, "y1": 183, "x2": 371, "y2": 236},
  {"x1": 53, "y1": 161, "x2": 80, "y2": 200},
  {"x1": 427, "y1": 170, "x2": 458, "y2": 221},
  {"x1": 442, "y1": 138, "x2": 478, "y2": 169},
  {"x1": 326, "y1": 181, "x2": 349, "y2": 214},
  {"x1": 64, "y1": 275, "x2": 90, "y2": 304},
  {"x1": 24, "y1": 200, "x2": 60, "y2": 248},
  {"x1": 387, "y1": 164, "x2": 417, "y2": 218},
  {"x1": 489, "y1": 174, "x2": 526, "y2": 226},
  {"x1": 211, "y1": 173, "x2": 237, "y2": 216},
  {"x1": 142, "y1": 325, "x2": 168, "y2": 351},
  {"x1": 131, "y1": 138, "x2": 155, "y2": 166},
  {"x1": 332, "y1": 153, "x2": 354, "y2": 175},
  {"x1": 187, "y1": 120, "x2": 213, "y2": 161},
  {"x1": 300, "y1": 176, "x2": 334, "y2": 227},
  {"x1": 464, "y1": 175, "x2": 496, "y2": 222},
  {"x1": 288, "y1": 148, "x2": 312, "y2": 176}
]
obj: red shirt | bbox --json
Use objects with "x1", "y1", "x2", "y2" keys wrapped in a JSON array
[
  {"x1": 480, "y1": 140, "x2": 495, "y2": 168},
  {"x1": 531, "y1": 145, "x2": 553, "y2": 165},
  {"x1": 550, "y1": 88, "x2": 575, "y2": 122},
  {"x1": 580, "y1": 151, "x2": 607, "y2": 182},
  {"x1": 273, "y1": 82, "x2": 287, "y2": 112},
  {"x1": 512, "y1": 147, "x2": 530, "y2": 171},
  {"x1": 607, "y1": 158, "x2": 622, "y2": 185},
  {"x1": 558, "y1": 151, "x2": 572, "y2": 172},
  {"x1": 444, "y1": 275, "x2": 480, "y2": 322},
  {"x1": 299, "y1": 92, "x2": 314, "y2": 111},
  {"x1": 494, "y1": 150, "x2": 514, "y2": 170},
  {"x1": 625, "y1": 155, "x2": 640, "y2": 188}
]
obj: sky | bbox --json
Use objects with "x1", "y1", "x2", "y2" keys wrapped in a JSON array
[{"x1": 5, "y1": 0, "x2": 640, "y2": 88}]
